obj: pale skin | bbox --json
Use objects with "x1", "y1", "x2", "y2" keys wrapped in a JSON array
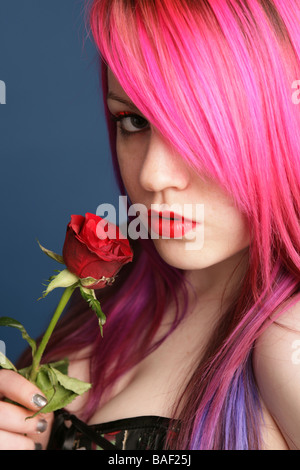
[{"x1": 0, "y1": 69, "x2": 299, "y2": 450}]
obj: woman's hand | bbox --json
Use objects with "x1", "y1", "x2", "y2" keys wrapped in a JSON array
[{"x1": 0, "y1": 369, "x2": 54, "y2": 450}]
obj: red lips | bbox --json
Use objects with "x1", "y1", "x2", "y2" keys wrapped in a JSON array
[{"x1": 148, "y1": 209, "x2": 197, "y2": 238}]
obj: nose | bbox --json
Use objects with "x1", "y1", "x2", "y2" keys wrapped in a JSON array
[{"x1": 139, "y1": 130, "x2": 190, "y2": 193}]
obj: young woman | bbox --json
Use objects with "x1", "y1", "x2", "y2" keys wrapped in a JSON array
[{"x1": 0, "y1": 0, "x2": 300, "y2": 450}]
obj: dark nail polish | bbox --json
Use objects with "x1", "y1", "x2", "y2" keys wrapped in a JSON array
[
  {"x1": 32, "y1": 394, "x2": 48, "y2": 408},
  {"x1": 35, "y1": 442, "x2": 43, "y2": 450},
  {"x1": 37, "y1": 419, "x2": 48, "y2": 433}
]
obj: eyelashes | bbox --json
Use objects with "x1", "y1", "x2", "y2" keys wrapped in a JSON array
[{"x1": 110, "y1": 111, "x2": 150, "y2": 136}]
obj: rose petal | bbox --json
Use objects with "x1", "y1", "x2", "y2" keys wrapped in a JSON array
[{"x1": 62, "y1": 213, "x2": 133, "y2": 284}]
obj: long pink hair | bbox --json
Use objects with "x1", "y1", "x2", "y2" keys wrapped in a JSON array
[{"x1": 20, "y1": 0, "x2": 300, "y2": 449}]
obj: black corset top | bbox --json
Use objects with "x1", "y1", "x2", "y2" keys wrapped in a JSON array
[{"x1": 47, "y1": 410, "x2": 181, "y2": 450}]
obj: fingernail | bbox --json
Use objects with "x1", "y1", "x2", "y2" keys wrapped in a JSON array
[
  {"x1": 35, "y1": 442, "x2": 43, "y2": 450},
  {"x1": 32, "y1": 394, "x2": 48, "y2": 408},
  {"x1": 37, "y1": 419, "x2": 48, "y2": 433}
]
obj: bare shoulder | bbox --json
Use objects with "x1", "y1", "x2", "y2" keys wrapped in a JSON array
[{"x1": 253, "y1": 298, "x2": 300, "y2": 449}]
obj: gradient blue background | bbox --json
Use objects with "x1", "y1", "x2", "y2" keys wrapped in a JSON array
[{"x1": 0, "y1": 1, "x2": 120, "y2": 362}]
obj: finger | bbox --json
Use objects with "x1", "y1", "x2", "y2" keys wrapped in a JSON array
[
  {"x1": 0, "y1": 370, "x2": 48, "y2": 411},
  {"x1": 27, "y1": 415, "x2": 54, "y2": 450},
  {"x1": 0, "y1": 401, "x2": 49, "y2": 435},
  {"x1": 0, "y1": 430, "x2": 42, "y2": 450}
]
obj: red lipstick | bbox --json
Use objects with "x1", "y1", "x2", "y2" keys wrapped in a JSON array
[{"x1": 148, "y1": 209, "x2": 198, "y2": 238}]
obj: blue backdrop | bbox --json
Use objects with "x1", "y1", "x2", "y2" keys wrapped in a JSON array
[{"x1": 0, "y1": 1, "x2": 120, "y2": 362}]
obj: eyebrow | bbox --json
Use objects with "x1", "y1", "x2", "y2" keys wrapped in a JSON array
[{"x1": 106, "y1": 91, "x2": 138, "y2": 111}]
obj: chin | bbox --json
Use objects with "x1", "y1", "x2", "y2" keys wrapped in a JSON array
[
  {"x1": 152, "y1": 239, "x2": 249, "y2": 272},
  {"x1": 152, "y1": 239, "x2": 212, "y2": 270}
]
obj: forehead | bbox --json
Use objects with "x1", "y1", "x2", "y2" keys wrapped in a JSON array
[
  {"x1": 107, "y1": 68, "x2": 140, "y2": 112},
  {"x1": 107, "y1": 68, "x2": 127, "y2": 97}
]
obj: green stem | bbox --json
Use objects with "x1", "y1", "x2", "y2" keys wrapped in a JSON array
[{"x1": 29, "y1": 285, "x2": 75, "y2": 383}]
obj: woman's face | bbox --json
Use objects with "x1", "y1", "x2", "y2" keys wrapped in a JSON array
[{"x1": 107, "y1": 69, "x2": 250, "y2": 272}]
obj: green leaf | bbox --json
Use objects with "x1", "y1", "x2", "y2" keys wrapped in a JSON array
[
  {"x1": 26, "y1": 363, "x2": 92, "y2": 418},
  {"x1": 50, "y1": 366, "x2": 92, "y2": 395},
  {"x1": 26, "y1": 366, "x2": 75, "y2": 417},
  {"x1": 49, "y1": 358, "x2": 69, "y2": 375},
  {"x1": 18, "y1": 365, "x2": 32, "y2": 380},
  {"x1": 37, "y1": 240, "x2": 65, "y2": 264},
  {"x1": 0, "y1": 317, "x2": 36, "y2": 356},
  {"x1": 18, "y1": 359, "x2": 69, "y2": 382},
  {"x1": 36, "y1": 365, "x2": 55, "y2": 398},
  {"x1": 38, "y1": 384, "x2": 77, "y2": 415},
  {"x1": 79, "y1": 287, "x2": 106, "y2": 337},
  {"x1": 0, "y1": 352, "x2": 17, "y2": 371}
]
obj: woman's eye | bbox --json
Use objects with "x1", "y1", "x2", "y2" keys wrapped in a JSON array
[{"x1": 111, "y1": 112, "x2": 150, "y2": 135}]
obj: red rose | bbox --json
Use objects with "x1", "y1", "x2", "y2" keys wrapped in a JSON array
[{"x1": 62, "y1": 213, "x2": 133, "y2": 289}]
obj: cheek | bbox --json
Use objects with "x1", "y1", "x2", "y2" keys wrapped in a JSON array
[
  {"x1": 208, "y1": 203, "x2": 250, "y2": 253},
  {"x1": 193, "y1": 181, "x2": 250, "y2": 256},
  {"x1": 200, "y1": 181, "x2": 248, "y2": 236},
  {"x1": 116, "y1": 139, "x2": 143, "y2": 199}
]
